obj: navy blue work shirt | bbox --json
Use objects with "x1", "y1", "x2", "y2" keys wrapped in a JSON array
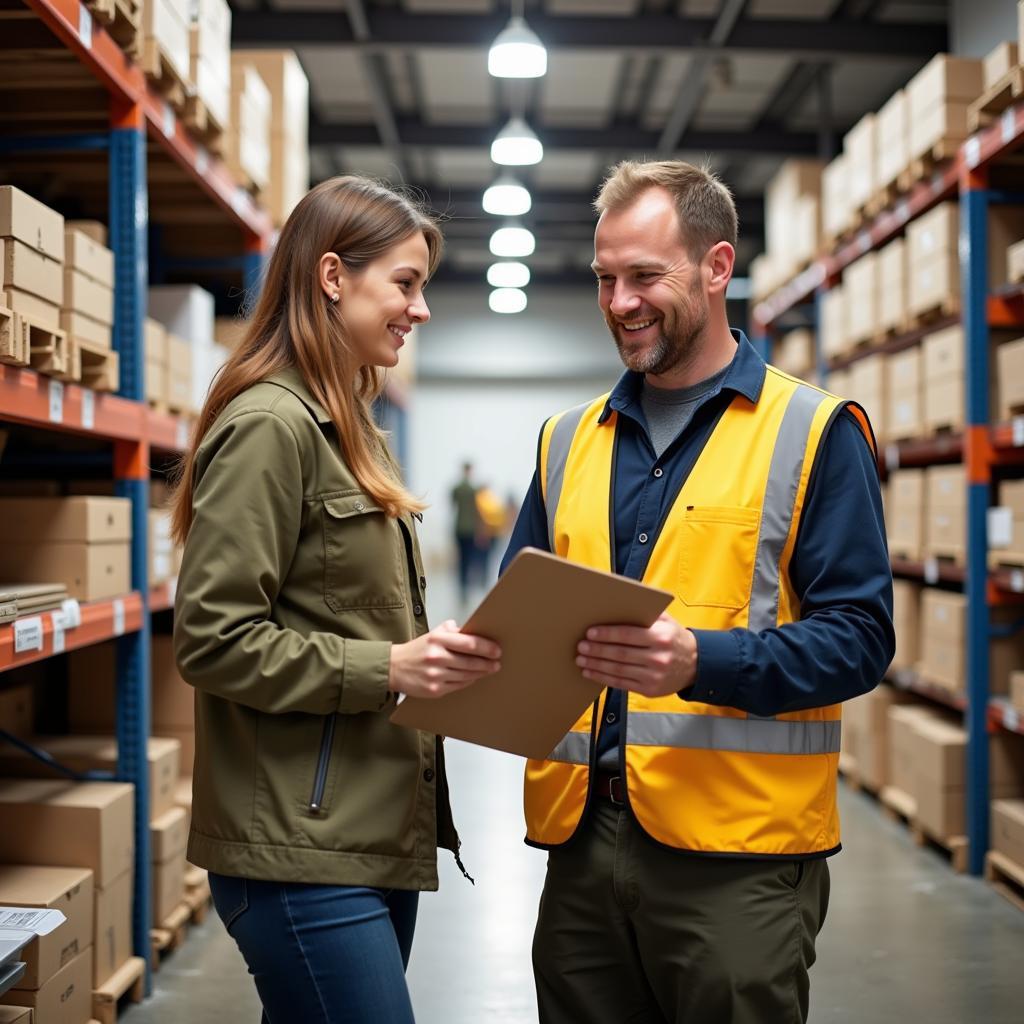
[{"x1": 499, "y1": 330, "x2": 895, "y2": 764}]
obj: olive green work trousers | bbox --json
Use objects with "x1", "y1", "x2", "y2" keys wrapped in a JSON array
[{"x1": 532, "y1": 796, "x2": 830, "y2": 1024}]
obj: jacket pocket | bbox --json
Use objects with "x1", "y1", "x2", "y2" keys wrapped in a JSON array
[
  {"x1": 308, "y1": 714, "x2": 338, "y2": 815},
  {"x1": 321, "y1": 492, "x2": 405, "y2": 612},
  {"x1": 678, "y1": 505, "x2": 760, "y2": 610}
]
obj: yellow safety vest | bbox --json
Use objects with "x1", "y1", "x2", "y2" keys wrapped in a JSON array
[{"x1": 524, "y1": 365, "x2": 875, "y2": 857}]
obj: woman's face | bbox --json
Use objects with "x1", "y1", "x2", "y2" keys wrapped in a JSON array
[{"x1": 332, "y1": 232, "x2": 431, "y2": 369}]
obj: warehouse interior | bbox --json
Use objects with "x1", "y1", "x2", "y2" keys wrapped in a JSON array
[{"x1": 1, "y1": 0, "x2": 1024, "y2": 1022}]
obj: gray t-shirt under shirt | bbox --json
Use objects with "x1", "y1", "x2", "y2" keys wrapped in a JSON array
[{"x1": 640, "y1": 363, "x2": 731, "y2": 458}]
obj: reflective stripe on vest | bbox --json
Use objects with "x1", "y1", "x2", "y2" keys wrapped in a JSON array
[
  {"x1": 543, "y1": 401, "x2": 594, "y2": 552},
  {"x1": 546, "y1": 731, "x2": 591, "y2": 765}
]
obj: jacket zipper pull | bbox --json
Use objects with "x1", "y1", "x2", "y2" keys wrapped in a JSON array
[{"x1": 453, "y1": 843, "x2": 475, "y2": 885}]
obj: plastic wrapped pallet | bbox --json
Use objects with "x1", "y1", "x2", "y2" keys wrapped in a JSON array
[
  {"x1": 886, "y1": 346, "x2": 922, "y2": 442},
  {"x1": 143, "y1": 0, "x2": 191, "y2": 91},
  {"x1": 189, "y1": 0, "x2": 231, "y2": 131},
  {"x1": 843, "y1": 112, "x2": 876, "y2": 214},
  {"x1": 227, "y1": 59, "x2": 271, "y2": 192},
  {"x1": 876, "y1": 90, "x2": 908, "y2": 194},
  {"x1": 906, "y1": 55, "x2": 984, "y2": 162}
]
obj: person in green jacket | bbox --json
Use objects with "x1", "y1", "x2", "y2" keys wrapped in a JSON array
[{"x1": 170, "y1": 176, "x2": 502, "y2": 1023}]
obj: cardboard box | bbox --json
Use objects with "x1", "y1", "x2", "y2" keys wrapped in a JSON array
[
  {"x1": 822, "y1": 154, "x2": 850, "y2": 241},
  {"x1": 907, "y1": 202, "x2": 958, "y2": 265},
  {"x1": 0, "y1": 780, "x2": 134, "y2": 889},
  {"x1": 923, "y1": 323, "x2": 963, "y2": 381},
  {"x1": 1009, "y1": 239, "x2": 1024, "y2": 285},
  {"x1": 0, "y1": 946, "x2": 92, "y2": 1024},
  {"x1": 190, "y1": 0, "x2": 232, "y2": 130},
  {"x1": 62, "y1": 268, "x2": 113, "y2": 326},
  {"x1": 93, "y1": 869, "x2": 131, "y2": 988},
  {"x1": 844, "y1": 113, "x2": 876, "y2": 212},
  {"x1": 150, "y1": 510, "x2": 174, "y2": 587},
  {"x1": 0, "y1": 866, "x2": 93, "y2": 990},
  {"x1": 60, "y1": 308, "x2": 111, "y2": 349},
  {"x1": 887, "y1": 703, "x2": 939, "y2": 797},
  {"x1": 147, "y1": 358, "x2": 167, "y2": 406},
  {"x1": 63, "y1": 228, "x2": 113, "y2": 288},
  {"x1": 886, "y1": 469, "x2": 925, "y2": 560},
  {"x1": 773, "y1": 329, "x2": 815, "y2": 378},
  {"x1": 877, "y1": 237, "x2": 906, "y2": 335},
  {"x1": 996, "y1": 337, "x2": 1024, "y2": 419},
  {"x1": 0, "y1": 684, "x2": 33, "y2": 737},
  {"x1": 0, "y1": 497, "x2": 130, "y2": 544},
  {"x1": 236, "y1": 50, "x2": 308, "y2": 138},
  {"x1": 984, "y1": 41, "x2": 1019, "y2": 90},
  {"x1": 0, "y1": 1007, "x2": 30, "y2": 1023},
  {"x1": 906, "y1": 55, "x2": 984, "y2": 160},
  {"x1": 924, "y1": 375, "x2": 964, "y2": 435},
  {"x1": 891, "y1": 579, "x2": 921, "y2": 672},
  {"x1": 989, "y1": 207, "x2": 1024, "y2": 286},
  {"x1": 820, "y1": 285, "x2": 846, "y2": 359},
  {"x1": 165, "y1": 333, "x2": 192, "y2": 411},
  {"x1": 876, "y1": 90, "x2": 908, "y2": 190},
  {"x1": 886, "y1": 347, "x2": 922, "y2": 441},
  {"x1": 2, "y1": 287, "x2": 60, "y2": 331},
  {"x1": 924, "y1": 465, "x2": 965, "y2": 560},
  {"x1": 151, "y1": 806, "x2": 188, "y2": 863},
  {"x1": 992, "y1": 799, "x2": 1024, "y2": 866},
  {"x1": 148, "y1": 285, "x2": 214, "y2": 347},
  {"x1": 1, "y1": 239, "x2": 63, "y2": 305},
  {"x1": 0, "y1": 186, "x2": 64, "y2": 261},
  {"x1": 144, "y1": 0, "x2": 191, "y2": 85},
  {"x1": 0, "y1": 541, "x2": 130, "y2": 602},
  {"x1": 158, "y1": 727, "x2": 195, "y2": 777},
  {"x1": 228, "y1": 61, "x2": 271, "y2": 191},
  {"x1": 67, "y1": 220, "x2": 106, "y2": 246},
  {"x1": 909, "y1": 250, "x2": 959, "y2": 319},
  {"x1": 848, "y1": 354, "x2": 886, "y2": 446},
  {"x1": 844, "y1": 254, "x2": 878, "y2": 346},
  {"x1": 850, "y1": 685, "x2": 912, "y2": 791},
  {"x1": 214, "y1": 316, "x2": 247, "y2": 350}
]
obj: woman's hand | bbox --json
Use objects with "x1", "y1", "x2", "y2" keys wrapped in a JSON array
[{"x1": 389, "y1": 619, "x2": 502, "y2": 699}]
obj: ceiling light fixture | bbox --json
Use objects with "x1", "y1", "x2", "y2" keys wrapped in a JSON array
[
  {"x1": 487, "y1": 14, "x2": 547, "y2": 79},
  {"x1": 483, "y1": 175, "x2": 532, "y2": 216},
  {"x1": 490, "y1": 117, "x2": 543, "y2": 166},
  {"x1": 489, "y1": 223, "x2": 536, "y2": 258},
  {"x1": 489, "y1": 288, "x2": 529, "y2": 314},
  {"x1": 487, "y1": 261, "x2": 531, "y2": 288}
]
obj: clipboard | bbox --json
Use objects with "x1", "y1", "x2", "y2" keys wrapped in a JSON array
[{"x1": 389, "y1": 548, "x2": 673, "y2": 759}]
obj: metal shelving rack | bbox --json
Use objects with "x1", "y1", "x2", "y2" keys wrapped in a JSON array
[{"x1": 751, "y1": 104, "x2": 1024, "y2": 877}]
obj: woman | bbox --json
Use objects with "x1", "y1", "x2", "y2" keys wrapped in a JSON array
[{"x1": 171, "y1": 176, "x2": 501, "y2": 1023}]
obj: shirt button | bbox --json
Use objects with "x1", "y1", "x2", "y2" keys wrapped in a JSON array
[
  {"x1": 419, "y1": 576, "x2": 427, "y2": 589},
  {"x1": 354, "y1": 501, "x2": 365, "y2": 511},
  {"x1": 413, "y1": 603, "x2": 424, "y2": 616},
  {"x1": 423, "y1": 768, "x2": 435, "y2": 783},
  {"x1": 638, "y1": 533, "x2": 649, "y2": 544},
  {"x1": 606, "y1": 712, "x2": 617, "y2": 724},
  {"x1": 653, "y1": 468, "x2": 664, "y2": 478}
]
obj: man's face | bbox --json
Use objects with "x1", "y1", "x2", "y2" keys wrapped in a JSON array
[{"x1": 592, "y1": 187, "x2": 709, "y2": 377}]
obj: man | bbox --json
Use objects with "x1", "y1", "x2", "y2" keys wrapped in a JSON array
[
  {"x1": 501, "y1": 160, "x2": 894, "y2": 1024},
  {"x1": 451, "y1": 460, "x2": 480, "y2": 604}
]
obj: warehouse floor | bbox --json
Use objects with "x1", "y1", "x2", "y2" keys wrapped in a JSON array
[{"x1": 121, "y1": 574, "x2": 1024, "y2": 1024}]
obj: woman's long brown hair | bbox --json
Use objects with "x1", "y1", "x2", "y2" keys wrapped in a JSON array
[{"x1": 170, "y1": 176, "x2": 442, "y2": 544}]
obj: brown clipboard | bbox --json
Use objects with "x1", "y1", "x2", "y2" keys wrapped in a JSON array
[{"x1": 389, "y1": 547, "x2": 673, "y2": 759}]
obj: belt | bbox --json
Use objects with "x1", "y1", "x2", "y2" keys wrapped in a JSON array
[{"x1": 593, "y1": 772, "x2": 626, "y2": 806}]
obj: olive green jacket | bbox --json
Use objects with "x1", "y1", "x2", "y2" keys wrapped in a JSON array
[{"x1": 174, "y1": 367, "x2": 460, "y2": 890}]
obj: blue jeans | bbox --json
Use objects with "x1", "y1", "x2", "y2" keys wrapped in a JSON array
[{"x1": 209, "y1": 873, "x2": 419, "y2": 1023}]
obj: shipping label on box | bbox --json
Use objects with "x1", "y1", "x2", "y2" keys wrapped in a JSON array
[{"x1": 0, "y1": 186, "x2": 65, "y2": 261}]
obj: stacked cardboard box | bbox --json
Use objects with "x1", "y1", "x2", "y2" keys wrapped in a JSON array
[
  {"x1": 844, "y1": 254, "x2": 878, "y2": 349},
  {"x1": 151, "y1": 806, "x2": 189, "y2": 924},
  {"x1": 772, "y1": 329, "x2": 815, "y2": 379},
  {"x1": 876, "y1": 90, "x2": 909, "y2": 196},
  {"x1": 847, "y1": 354, "x2": 886, "y2": 445},
  {"x1": 150, "y1": 509, "x2": 174, "y2": 587},
  {"x1": 887, "y1": 703, "x2": 939, "y2": 801},
  {"x1": 226, "y1": 59, "x2": 271, "y2": 192},
  {"x1": 876, "y1": 238, "x2": 906, "y2": 337},
  {"x1": 845, "y1": 684, "x2": 914, "y2": 791},
  {"x1": 145, "y1": 316, "x2": 168, "y2": 407},
  {"x1": 0, "y1": 780, "x2": 135, "y2": 987},
  {"x1": 236, "y1": 51, "x2": 310, "y2": 226},
  {"x1": 821, "y1": 153, "x2": 852, "y2": 244},
  {"x1": 764, "y1": 160, "x2": 823, "y2": 285},
  {"x1": 214, "y1": 315, "x2": 247, "y2": 351},
  {"x1": 996, "y1": 336, "x2": 1024, "y2": 420},
  {"x1": 189, "y1": 0, "x2": 232, "y2": 133},
  {"x1": 890, "y1": 579, "x2": 922, "y2": 674},
  {"x1": 906, "y1": 55, "x2": 984, "y2": 162},
  {"x1": 886, "y1": 469, "x2": 925, "y2": 560},
  {"x1": 143, "y1": 0, "x2": 192, "y2": 95},
  {"x1": 990, "y1": 207, "x2": 1024, "y2": 286},
  {"x1": 983, "y1": 42, "x2": 1019, "y2": 92},
  {"x1": 990, "y1": 479, "x2": 1024, "y2": 567},
  {"x1": 907, "y1": 202, "x2": 959, "y2": 318},
  {"x1": 923, "y1": 465, "x2": 964, "y2": 561},
  {"x1": 992, "y1": 799, "x2": 1024, "y2": 870},
  {"x1": 166, "y1": 334, "x2": 192, "y2": 415},
  {"x1": 1008, "y1": 239, "x2": 1024, "y2": 285},
  {"x1": 1012, "y1": 670, "x2": 1024, "y2": 713},
  {"x1": 827, "y1": 367, "x2": 850, "y2": 402},
  {"x1": 922, "y1": 324, "x2": 964, "y2": 433},
  {"x1": 0, "y1": 496, "x2": 131, "y2": 602},
  {"x1": 886, "y1": 347, "x2": 922, "y2": 442},
  {"x1": 819, "y1": 286, "x2": 846, "y2": 362},
  {"x1": 844, "y1": 113, "x2": 876, "y2": 215}
]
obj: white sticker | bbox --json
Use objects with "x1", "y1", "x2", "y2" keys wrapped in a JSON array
[
  {"x1": 175, "y1": 419, "x2": 188, "y2": 449},
  {"x1": 231, "y1": 188, "x2": 249, "y2": 217},
  {"x1": 885, "y1": 443, "x2": 900, "y2": 472},
  {"x1": 988, "y1": 506, "x2": 1013, "y2": 548},
  {"x1": 1012, "y1": 416, "x2": 1024, "y2": 447},
  {"x1": 1010, "y1": 569, "x2": 1024, "y2": 593},
  {"x1": 79, "y1": 6, "x2": 92, "y2": 47},
  {"x1": 51, "y1": 611, "x2": 66, "y2": 655},
  {"x1": 13, "y1": 617, "x2": 44, "y2": 654},
  {"x1": 195, "y1": 148, "x2": 209, "y2": 176},
  {"x1": 162, "y1": 102, "x2": 175, "y2": 137},
  {"x1": 924, "y1": 558, "x2": 940, "y2": 584},
  {"x1": 965, "y1": 136, "x2": 981, "y2": 169},
  {"x1": 167, "y1": 577, "x2": 177, "y2": 604},
  {"x1": 1005, "y1": 705, "x2": 1021, "y2": 733},
  {"x1": 857, "y1": 232, "x2": 871, "y2": 255},
  {"x1": 896, "y1": 199, "x2": 910, "y2": 223},
  {"x1": 1002, "y1": 109, "x2": 1015, "y2": 146},
  {"x1": 112, "y1": 599, "x2": 126, "y2": 636},
  {"x1": 48, "y1": 380, "x2": 64, "y2": 423},
  {"x1": 81, "y1": 389, "x2": 95, "y2": 430},
  {"x1": 61, "y1": 599, "x2": 82, "y2": 629}
]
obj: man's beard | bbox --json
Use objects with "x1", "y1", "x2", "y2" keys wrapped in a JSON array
[{"x1": 608, "y1": 286, "x2": 709, "y2": 377}]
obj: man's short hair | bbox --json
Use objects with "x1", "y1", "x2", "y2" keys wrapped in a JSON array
[{"x1": 594, "y1": 160, "x2": 738, "y2": 260}]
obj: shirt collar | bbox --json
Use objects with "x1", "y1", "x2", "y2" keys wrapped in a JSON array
[
  {"x1": 265, "y1": 366, "x2": 333, "y2": 424},
  {"x1": 597, "y1": 328, "x2": 766, "y2": 424}
]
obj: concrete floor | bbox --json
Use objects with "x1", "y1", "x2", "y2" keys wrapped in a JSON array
[{"x1": 122, "y1": 573, "x2": 1024, "y2": 1024}]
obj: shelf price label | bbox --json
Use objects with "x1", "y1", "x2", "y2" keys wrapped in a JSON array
[
  {"x1": 923, "y1": 558, "x2": 940, "y2": 585},
  {"x1": 884, "y1": 444, "x2": 900, "y2": 472},
  {"x1": 13, "y1": 617, "x2": 44, "y2": 654},
  {"x1": 1010, "y1": 569, "x2": 1024, "y2": 594},
  {"x1": 81, "y1": 389, "x2": 95, "y2": 430},
  {"x1": 112, "y1": 599, "x2": 126, "y2": 637},
  {"x1": 1005, "y1": 705, "x2": 1021, "y2": 733},
  {"x1": 51, "y1": 610, "x2": 66, "y2": 655},
  {"x1": 61, "y1": 599, "x2": 82, "y2": 629},
  {"x1": 965, "y1": 136, "x2": 981, "y2": 169},
  {"x1": 1002, "y1": 110, "x2": 1016, "y2": 146},
  {"x1": 78, "y1": 6, "x2": 92, "y2": 48},
  {"x1": 48, "y1": 380, "x2": 64, "y2": 423},
  {"x1": 1011, "y1": 417, "x2": 1024, "y2": 448},
  {"x1": 195, "y1": 148, "x2": 209, "y2": 176},
  {"x1": 175, "y1": 419, "x2": 189, "y2": 449}
]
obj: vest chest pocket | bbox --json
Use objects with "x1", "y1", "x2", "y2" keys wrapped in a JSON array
[
  {"x1": 677, "y1": 505, "x2": 761, "y2": 610},
  {"x1": 321, "y1": 493, "x2": 405, "y2": 612}
]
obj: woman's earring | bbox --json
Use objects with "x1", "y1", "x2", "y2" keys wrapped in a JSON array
[{"x1": 330, "y1": 293, "x2": 340, "y2": 304}]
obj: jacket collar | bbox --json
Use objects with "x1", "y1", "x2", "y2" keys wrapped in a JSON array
[
  {"x1": 265, "y1": 366, "x2": 333, "y2": 424},
  {"x1": 598, "y1": 328, "x2": 765, "y2": 424}
]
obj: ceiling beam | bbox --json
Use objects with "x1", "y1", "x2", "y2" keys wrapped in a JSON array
[
  {"x1": 232, "y1": 12, "x2": 946, "y2": 59},
  {"x1": 309, "y1": 116, "x2": 824, "y2": 156}
]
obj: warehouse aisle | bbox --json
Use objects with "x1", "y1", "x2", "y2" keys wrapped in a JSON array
[{"x1": 121, "y1": 573, "x2": 1024, "y2": 1024}]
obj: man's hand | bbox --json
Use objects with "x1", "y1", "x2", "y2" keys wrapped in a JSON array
[{"x1": 576, "y1": 612, "x2": 697, "y2": 697}]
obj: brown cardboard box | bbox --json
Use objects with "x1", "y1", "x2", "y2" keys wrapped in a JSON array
[
  {"x1": 62, "y1": 268, "x2": 113, "y2": 326},
  {"x1": 891, "y1": 579, "x2": 921, "y2": 672},
  {"x1": 0, "y1": 780, "x2": 134, "y2": 889},
  {"x1": 822, "y1": 154, "x2": 851, "y2": 242},
  {"x1": 876, "y1": 90, "x2": 908, "y2": 190},
  {"x1": 1, "y1": 239, "x2": 62, "y2": 305},
  {"x1": 844, "y1": 113, "x2": 876, "y2": 212},
  {"x1": 984, "y1": 42, "x2": 1019, "y2": 91},
  {"x1": 144, "y1": 0, "x2": 190, "y2": 85},
  {"x1": 910, "y1": 250, "x2": 960, "y2": 319},
  {"x1": 67, "y1": 220, "x2": 106, "y2": 247},
  {"x1": 0, "y1": 497, "x2": 130, "y2": 544},
  {"x1": 924, "y1": 465, "x2": 965, "y2": 560},
  {"x1": 848, "y1": 354, "x2": 886, "y2": 443},
  {"x1": 844, "y1": 254, "x2": 878, "y2": 346},
  {"x1": 923, "y1": 376, "x2": 964, "y2": 435},
  {"x1": 857, "y1": 685, "x2": 913, "y2": 791},
  {"x1": 166, "y1": 334, "x2": 192, "y2": 412},
  {"x1": 906, "y1": 55, "x2": 984, "y2": 161},
  {"x1": 0, "y1": 866, "x2": 93, "y2": 990},
  {"x1": 151, "y1": 806, "x2": 188, "y2": 863},
  {"x1": 764, "y1": 159, "x2": 824, "y2": 280},
  {"x1": 907, "y1": 203, "x2": 958, "y2": 265},
  {"x1": 60, "y1": 309, "x2": 111, "y2": 349},
  {"x1": 0, "y1": 946, "x2": 92, "y2": 1024},
  {"x1": 1009, "y1": 239, "x2": 1024, "y2": 284},
  {"x1": 0, "y1": 1007, "x2": 31, "y2": 1023},
  {"x1": 152, "y1": 849, "x2": 186, "y2": 924},
  {"x1": 887, "y1": 703, "x2": 939, "y2": 797},
  {"x1": 63, "y1": 228, "x2": 113, "y2": 288},
  {"x1": 236, "y1": 50, "x2": 308, "y2": 137},
  {"x1": 93, "y1": 869, "x2": 131, "y2": 987},
  {"x1": 144, "y1": 317, "x2": 167, "y2": 365},
  {"x1": 877, "y1": 237, "x2": 906, "y2": 334},
  {"x1": 886, "y1": 469, "x2": 925, "y2": 560},
  {"x1": 0, "y1": 186, "x2": 64, "y2": 261},
  {"x1": 923, "y1": 323, "x2": 963, "y2": 379},
  {"x1": 0, "y1": 685, "x2": 33, "y2": 737},
  {"x1": 149, "y1": 509, "x2": 173, "y2": 587},
  {"x1": 146, "y1": 358, "x2": 167, "y2": 406},
  {"x1": 773, "y1": 329, "x2": 815, "y2": 378},
  {"x1": 0, "y1": 541, "x2": 130, "y2": 602},
  {"x1": 992, "y1": 799, "x2": 1024, "y2": 866},
  {"x1": 886, "y1": 347, "x2": 922, "y2": 442},
  {"x1": 158, "y1": 727, "x2": 195, "y2": 777},
  {"x1": 989, "y1": 207, "x2": 1024, "y2": 286},
  {"x1": 819, "y1": 286, "x2": 846, "y2": 359},
  {"x1": 1011, "y1": 670, "x2": 1024, "y2": 711},
  {"x1": 227, "y1": 61, "x2": 272, "y2": 192},
  {"x1": 996, "y1": 337, "x2": 1024, "y2": 418},
  {"x1": 2, "y1": 287, "x2": 60, "y2": 331},
  {"x1": 992, "y1": 479, "x2": 1024, "y2": 561}
]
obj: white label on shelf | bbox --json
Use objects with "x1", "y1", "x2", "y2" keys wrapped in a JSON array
[
  {"x1": 1011, "y1": 569, "x2": 1024, "y2": 593},
  {"x1": 13, "y1": 617, "x2": 43, "y2": 654},
  {"x1": 195, "y1": 148, "x2": 209, "y2": 176},
  {"x1": 896, "y1": 199, "x2": 910, "y2": 223},
  {"x1": 1005, "y1": 705, "x2": 1021, "y2": 732},
  {"x1": 48, "y1": 380, "x2": 63, "y2": 423},
  {"x1": 61, "y1": 599, "x2": 82, "y2": 629},
  {"x1": 51, "y1": 611, "x2": 66, "y2": 655},
  {"x1": 885, "y1": 443, "x2": 900, "y2": 472},
  {"x1": 112, "y1": 599, "x2": 126, "y2": 636},
  {"x1": 965, "y1": 136, "x2": 981, "y2": 169},
  {"x1": 81, "y1": 389, "x2": 95, "y2": 430},
  {"x1": 989, "y1": 506, "x2": 1013, "y2": 548},
  {"x1": 1002, "y1": 110, "x2": 1015, "y2": 146},
  {"x1": 856, "y1": 231, "x2": 871, "y2": 255},
  {"x1": 232, "y1": 188, "x2": 249, "y2": 217},
  {"x1": 923, "y1": 558, "x2": 940, "y2": 584},
  {"x1": 1012, "y1": 416, "x2": 1024, "y2": 447},
  {"x1": 175, "y1": 419, "x2": 188, "y2": 449},
  {"x1": 167, "y1": 576, "x2": 177, "y2": 604},
  {"x1": 79, "y1": 6, "x2": 92, "y2": 47},
  {"x1": 162, "y1": 102, "x2": 175, "y2": 137}
]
